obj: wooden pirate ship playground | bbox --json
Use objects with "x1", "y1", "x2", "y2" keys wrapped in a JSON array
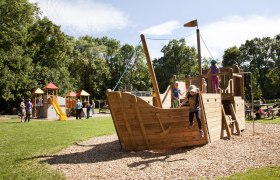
[{"x1": 106, "y1": 34, "x2": 246, "y2": 151}]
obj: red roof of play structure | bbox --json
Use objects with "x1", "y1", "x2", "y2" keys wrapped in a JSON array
[
  {"x1": 44, "y1": 82, "x2": 58, "y2": 90},
  {"x1": 66, "y1": 91, "x2": 77, "y2": 97}
]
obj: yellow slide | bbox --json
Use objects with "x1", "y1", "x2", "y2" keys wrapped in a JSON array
[{"x1": 49, "y1": 96, "x2": 67, "y2": 120}]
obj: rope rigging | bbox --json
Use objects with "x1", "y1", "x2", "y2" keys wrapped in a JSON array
[
  {"x1": 200, "y1": 33, "x2": 214, "y2": 59},
  {"x1": 146, "y1": 31, "x2": 215, "y2": 59},
  {"x1": 112, "y1": 40, "x2": 141, "y2": 91},
  {"x1": 112, "y1": 31, "x2": 215, "y2": 91}
]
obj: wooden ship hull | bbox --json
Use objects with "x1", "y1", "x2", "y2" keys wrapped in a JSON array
[
  {"x1": 106, "y1": 34, "x2": 245, "y2": 151},
  {"x1": 107, "y1": 90, "x2": 245, "y2": 151}
]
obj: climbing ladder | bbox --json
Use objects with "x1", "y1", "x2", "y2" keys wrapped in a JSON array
[{"x1": 221, "y1": 103, "x2": 240, "y2": 139}]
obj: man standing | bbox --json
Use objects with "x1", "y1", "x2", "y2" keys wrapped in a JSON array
[{"x1": 76, "y1": 99, "x2": 82, "y2": 119}]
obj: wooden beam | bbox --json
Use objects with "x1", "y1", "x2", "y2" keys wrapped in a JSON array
[
  {"x1": 106, "y1": 90, "x2": 124, "y2": 149},
  {"x1": 133, "y1": 95, "x2": 150, "y2": 149},
  {"x1": 221, "y1": 106, "x2": 231, "y2": 139},
  {"x1": 155, "y1": 113, "x2": 171, "y2": 135},
  {"x1": 229, "y1": 103, "x2": 240, "y2": 135},
  {"x1": 161, "y1": 85, "x2": 172, "y2": 105},
  {"x1": 118, "y1": 93, "x2": 136, "y2": 150},
  {"x1": 199, "y1": 94, "x2": 210, "y2": 143},
  {"x1": 140, "y1": 34, "x2": 162, "y2": 108}
]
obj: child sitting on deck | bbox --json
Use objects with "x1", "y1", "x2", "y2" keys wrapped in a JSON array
[{"x1": 179, "y1": 85, "x2": 204, "y2": 139}]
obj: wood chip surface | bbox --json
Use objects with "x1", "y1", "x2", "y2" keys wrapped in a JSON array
[{"x1": 43, "y1": 123, "x2": 280, "y2": 179}]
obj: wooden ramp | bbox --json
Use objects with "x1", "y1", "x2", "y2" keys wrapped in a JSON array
[{"x1": 106, "y1": 90, "x2": 223, "y2": 151}]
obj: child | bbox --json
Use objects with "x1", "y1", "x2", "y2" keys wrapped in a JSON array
[
  {"x1": 208, "y1": 60, "x2": 220, "y2": 93},
  {"x1": 179, "y1": 85, "x2": 204, "y2": 139},
  {"x1": 172, "y1": 81, "x2": 182, "y2": 108}
]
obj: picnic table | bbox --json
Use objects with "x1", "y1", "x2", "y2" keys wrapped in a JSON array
[
  {"x1": 270, "y1": 107, "x2": 280, "y2": 119},
  {"x1": 246, "y1": 103, "x2": 271, "y2": 119}
]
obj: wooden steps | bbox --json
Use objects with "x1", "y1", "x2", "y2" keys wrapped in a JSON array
[{"x1": 221, "y1": 103, "x2": 240, "y2": 139}]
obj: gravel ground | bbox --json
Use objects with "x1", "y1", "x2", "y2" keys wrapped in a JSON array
[{"x1": 43, "y1": 123, "x2": 280, "y2": 180}]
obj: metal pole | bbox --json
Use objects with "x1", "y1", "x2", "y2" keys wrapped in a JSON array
[
  {"x1": 238, "y1": 71, "x2": 254, "y2": 135},
  {"x1": 250, "y1": 72, "x2": 254, "y2": 135}
]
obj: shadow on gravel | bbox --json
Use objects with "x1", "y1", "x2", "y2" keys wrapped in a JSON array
[{"x1": 23, "y1": 139, "x2": 196, "y2": 169}]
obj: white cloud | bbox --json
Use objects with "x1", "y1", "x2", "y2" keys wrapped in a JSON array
[
  {"x1": 194, "y1": 15, "x2": 280, "y2": 59},
  {"x1": 140, "y1": 20, "x2": 181, "y2": 36},
  {"x1": 29, "y1": 0, "x2": 130, "y2": 36}
]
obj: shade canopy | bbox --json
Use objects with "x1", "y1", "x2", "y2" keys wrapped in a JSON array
[
  {"x1": 66, "y1": 91, "x2": 77, "y2": 97},
  {"x1": 44, "y1": 82, "x2": 58, "y2": 90},
  {"x1": 32, "y1": 88, "x2": 44, "y2": 94},
  {"x1": 76, "y1": 90, "x2": 90, "y2": 96}
]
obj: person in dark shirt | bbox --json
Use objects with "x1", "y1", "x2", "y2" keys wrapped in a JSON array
[{"x1": 25, "y1": 98, "x2": 33, "y2": 122}]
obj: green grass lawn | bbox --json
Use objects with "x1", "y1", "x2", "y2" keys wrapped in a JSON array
[
  {"x1": 0, "y1": 115, "x2": 279, "y2": 180},
  {"x1": 246, "y1": 116, "x2": 280, "y2": 124},
  {"x1": 0, "y1": 116, "x2": 115, "y2": 180},
  {"x1": 218, "y1": 165, "x2": 280, "y2": 180}
]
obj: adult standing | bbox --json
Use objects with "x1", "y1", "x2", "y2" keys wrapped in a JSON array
[
  {"x1": 76, "y1": 99, "x2": 82, "y2": 119},
  {"x1": 91, "y1": 99, "x2": 95, "y2": 115},
  {"x1": 19, "y1": 98, "x2": 26, "y2": 122},
  {"x1": 25, "y1": 98, "x2": 32, "y2": 122}
]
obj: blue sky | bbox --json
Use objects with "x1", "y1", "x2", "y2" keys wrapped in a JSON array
[{"x1": 29, "y1": 0, "x2": 280, "y2": 60}]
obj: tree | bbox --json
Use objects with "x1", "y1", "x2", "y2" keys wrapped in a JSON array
[
  {"x1": 239, "y1": 37, "x2": 276, "y2": 99},
  {"x1": 222, "y1": 46, "x2": 241, "y2": 67},
  {"x1": 0, "y1": 0, "x2": 38, "y2": 113},
  {"x1": 27, "y1": 17, "x2": 76, "y2": 95},
  {"x1": 267, "y1": 34, "x2": 280, "y2": 98},
  {"x1": 73, "y1": 36, "x2": 110, "y2": 99},
  {"x1": 117, "y1": 45, "x2": 151, "y2": 91},
  {"x1": 153, "y1": 39, "x2": 197, "y2": 92}
]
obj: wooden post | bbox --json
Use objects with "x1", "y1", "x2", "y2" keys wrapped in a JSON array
[
  {"x1": 140, "y1": 34, "x2": 162, "y2": 108},
  {"x1": 196, "y1": 29, "x2": 203, "y2": 92}
]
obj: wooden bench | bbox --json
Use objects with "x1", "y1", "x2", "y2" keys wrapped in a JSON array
[
  {"x1": 270, "y1": 107, "x2": 280, "y2": 119},
  {"x1": 99, "y1": 105, "x2": 110, "y2": 113},
  {"x1": 245, "y1": 109, "x2": 253, "y2": 120}
]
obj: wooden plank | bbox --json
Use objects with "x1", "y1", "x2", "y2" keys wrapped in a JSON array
[
  {"x1": 199, "y1": 94, "x2": 210, "y2": 142},
  {"x1": 203, "y1": 102, "x2": 222, "y2": 107},
  {"x1": 106, "y1": 91, "x2": 126, "y2": 149},
  {"x1": 204, "y1": 108, "x2": 222, "y2": 114},
  {"x1": 202, "y1": 93, "x2": 222, "y2": 99},
  {"x1": 118, "y1": 93, "x2": 136, "y2": 150},
  {"x1": 221, "y1": 105, "x2": 231, "y2": 139}
]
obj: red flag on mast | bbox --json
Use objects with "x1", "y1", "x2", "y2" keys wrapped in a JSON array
[{"x1": 184, "y1": 19, "x2": 198, "y2": 27}]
